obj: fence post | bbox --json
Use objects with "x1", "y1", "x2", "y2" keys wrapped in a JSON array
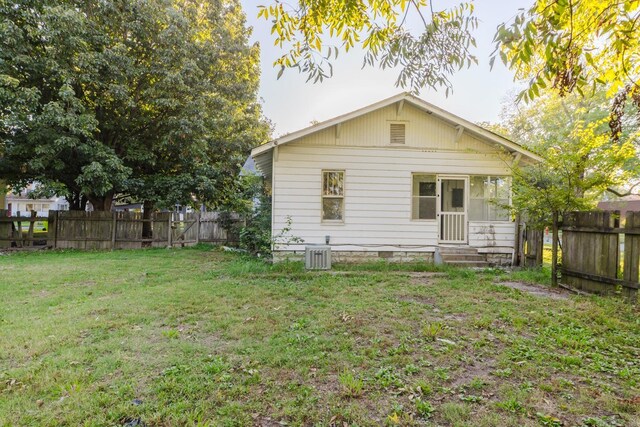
[
  {"x1": 0, "y1": 209, "x2": 10, "y2": 249},
  {"x1": 54, "y1": 210, "x2": 59, "y2": 249},
  {"x1": 512, "y1": 214, "x2": 520, "y2": 266},
  {"x1": 47, "y1": 211, "x2": 55, "y2": 248},
  {"x1": 111, "y1": 211, "x2": 117, "y2": 250},
  {"x1": 27, "y1": 210, "x2": 36, "y2": 247},
  {"x1": 195, "y1": 212, "x2": 200, "y2": 245},
  {"x1": 16, "y1": 211, "x2": 23, "y2": 248},
  {"x1": 167, "y1": 212, "x2": 173, "y2": 248},
  {"x1": 551, "y1": 211, "x2": 559, "y2": 287},
  {"x1": 623, "y1": 211, "x2": 640, "y2": 301}
]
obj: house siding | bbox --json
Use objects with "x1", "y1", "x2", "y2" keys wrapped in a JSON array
[
  {"x1": 273, "y1": 144, "x2": 515, "y2": 254},
  {"x1": 296, "y1": 104, "x2": 498, "y2": 153}
]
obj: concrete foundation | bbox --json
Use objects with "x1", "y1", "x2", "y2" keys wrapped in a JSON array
[
  {"x1": 272, "y1": 250, "x2": 434, "y2": 263},
  {"x1": 273, "y1": 248, "x2": 512, "y2": 267},
  {"x1": 485, "y1": 252, "x2": 513, "y2": 266}
]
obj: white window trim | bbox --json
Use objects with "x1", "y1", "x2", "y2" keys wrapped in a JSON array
[
  {"x1": 410, "y1": 173, "x2": 437, "y2": 221},
  {"x1": 321, "y1": 170, "x2": 345, "y2": 224}
]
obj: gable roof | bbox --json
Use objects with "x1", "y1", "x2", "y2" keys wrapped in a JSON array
[{"x1": 251, "y1": 93, "x2": 542, "y2": 176}]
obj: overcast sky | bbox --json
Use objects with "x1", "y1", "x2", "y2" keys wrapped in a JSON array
[{"x1": 241, "y1": 0, "x2": 533, "y2": 137}]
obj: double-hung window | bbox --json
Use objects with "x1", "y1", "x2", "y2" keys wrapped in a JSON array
[
  {"x1": 322, "y1": 170, "x2": 344, "y2": 221},
  {"x1": 412, "y1": 174, "x2": 436, "y2": 220}
]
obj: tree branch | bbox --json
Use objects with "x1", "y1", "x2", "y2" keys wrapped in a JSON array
[{"x1": 606, "y1": 181, "x2": 640, "y2": 197}]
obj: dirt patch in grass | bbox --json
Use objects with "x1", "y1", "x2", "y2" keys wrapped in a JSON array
[
  {"x1": 32, "y1": 289, "x2": 52, "y2": 298},
  {"x1": 450, "y1": 358, "x2": 497, "y2": 389},
  {"x1": 311, "y1": 372, "x2": 342, "y2": 396},
  {"x1": 496, "y1": 281, "x2": 569, "y2": 300},
  {"x1": 397, "y1": 295, "x2": 435, "y2": 305},
  {"x1": 441, "y1": 312, "x2": 468, "y2": 321},
  {"x1": 253, "y1": 415, "x2": 289, "y2": 427},
  {"x1": 407, "y1": 271, "x2": 448, "y2": 285}
]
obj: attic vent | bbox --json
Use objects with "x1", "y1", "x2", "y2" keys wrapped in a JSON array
[{"x1": 390, "y1": 123, "x2": 405, "y2": 144}]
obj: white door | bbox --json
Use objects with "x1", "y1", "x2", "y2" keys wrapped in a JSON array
[{"x1": 437, "y1": 176, "x2": 468, "y2": 244}]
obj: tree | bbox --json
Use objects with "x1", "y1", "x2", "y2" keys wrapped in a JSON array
[
  {"x1": 262, "y1": 1, "x2": 640, "y2": 115},
  {"x1": 0, "y1": 0, "x2": 269, "y2": 211},
  {"x1": 497, "y1": 91, "x2": 637, "y2": 283},
  {"x1": 258, "y1": 0, "x2": 478, "y2": 94},
  {"x1": 492, "y1": 1, "x2": 639, "y2": 103},
  {"x1": 492, "y1": 1, "x2": 640, "y2": 167},
  {"x1": 500, "y1": 89, "x2": 640, "y2": 193}
]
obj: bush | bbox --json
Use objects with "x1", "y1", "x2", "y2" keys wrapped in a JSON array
[
  {"x1": 239, "y1": 190, "x2": 272, "y2": 256},
  {"x1": 227, "y1": 174, "x2": 303, "y2": 258},
  {"x1": 216, "y1": 173, "x2": 272, "y2": 257}
]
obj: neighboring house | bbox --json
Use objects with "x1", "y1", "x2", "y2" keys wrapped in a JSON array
[
  {"x1": 240, "y1": 155, "x2": 258, "y2": 176},
  {"x1": 113, "y1": 203, "x2": 143, "y2": 212},
  {"x1": 598, "y1": 195, "x2": 640, "y2": 220},
  {"x1": 6, "y1": 185, "x2": 69, "y2": 216},
  {"x1": 111, "y1": 203, "x2": 193, "y2": 215},
  {"x1": 251, "y1": 93, "x2": 542, "y2": 265}
]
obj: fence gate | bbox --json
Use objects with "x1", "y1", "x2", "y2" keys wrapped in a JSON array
[{"x1": 521, "y1": 226, "x2": 544, "y2": 268}]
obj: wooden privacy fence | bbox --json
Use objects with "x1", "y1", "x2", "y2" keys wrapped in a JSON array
[
  {"x1": 198, "y1": 212, "x2": 241, "y2": 245},
  {"x1": 561, "y1": 210, "x2": 638, "y2": 300},
  {"x1": 0, "y1": 210, "x2": 241, "y2": 250},
  {"x1": 0, "y1": 210, "x2": 46, "y2": 248}
]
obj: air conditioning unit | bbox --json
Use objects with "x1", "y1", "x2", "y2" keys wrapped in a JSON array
[{"x1": 305, "y1": 245, "x2": 331, "y2": 270}]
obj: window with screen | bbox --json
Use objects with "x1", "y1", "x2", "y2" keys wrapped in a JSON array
[
  {"x1": 412, "y1": 174, "x2": 436, "y2": 219},
  {"x1": 469, "y1": 176, "x2": 511, "y2": 221},
  {"x1": 322, "y1": 170, "x2": 344, "y2": 221}
]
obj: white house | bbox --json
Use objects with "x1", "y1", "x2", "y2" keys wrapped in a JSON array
[
  {"x1": 251, "y1": 93, "x2": 541, "y2": 265},
  {"x1": 5, "y1": 185, "x2": 69, "y2": 217}
]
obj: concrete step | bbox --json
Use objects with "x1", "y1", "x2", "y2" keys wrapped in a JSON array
[{"x1": 436, "y1": 246, "x2": 491, "y2": 267}]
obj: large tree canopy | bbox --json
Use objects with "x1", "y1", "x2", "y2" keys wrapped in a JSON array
[
  {"x1": 496, "y1": 91, "x2": 638, "y2": 218},
  {"x1": 492, "y1": 0, "x2": 640, "y2": 102},
  {"x1": 0, "y1": 0, "x2": 269, "y2": 211},
  {"x1": 258, "y1": 0, "x2": 478, "y2": 94},
  {"x1": 262, "y1": 1, "x2": 640, "y2": 106}
]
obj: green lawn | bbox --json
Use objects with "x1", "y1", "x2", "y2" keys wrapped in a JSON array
[{"x1": 0, "y1": 246, "x2": 638, "y2": 426}]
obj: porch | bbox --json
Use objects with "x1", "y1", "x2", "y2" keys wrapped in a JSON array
[{"x1": 412, "y1": 174, "x2": 512, "y2": 246}]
